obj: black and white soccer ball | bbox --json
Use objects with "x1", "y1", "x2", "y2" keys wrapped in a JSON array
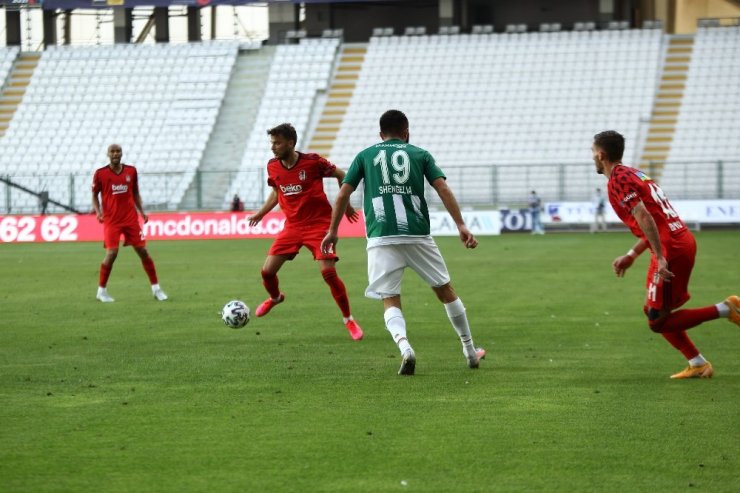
[{"x1": 221, "y1": 300, "x2": 250, "y2": 329}]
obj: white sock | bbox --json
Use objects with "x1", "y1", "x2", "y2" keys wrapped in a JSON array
[
  {"x1": 716, "y1": 303, "x2": 730, "y2": 317},
  {"x1": 444, "y1": 298, "x2": 476, "y2": 358},
  {"x1": 689, "y1": 354, "x2": 707, "y2": 367},
  {"x1": 384, "y1": 307, "x2": 412, "y2": 355},
  {"x1": 151, "y1": 283, "x2": 161, "y2": 292},
  {"x1": 343, "y1": 316, "x2": 353, "y2": 324}
]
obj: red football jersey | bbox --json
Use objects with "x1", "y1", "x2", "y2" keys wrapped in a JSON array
[
  {"x1": 266, "y1": 152, "x2": 336, "y2": 226},
  {"x1": 92, "y1": 164, "x2": 141, "y2": 227},
  {"x1": 607, "y1": 164, "x2": 687, "y2": 248}
]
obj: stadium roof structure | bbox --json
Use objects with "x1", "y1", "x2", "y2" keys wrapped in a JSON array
[{"x1": 0, "y1": 0, "x2": 393, "y2": 10}]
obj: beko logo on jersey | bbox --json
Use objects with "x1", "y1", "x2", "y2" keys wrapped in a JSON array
[
  {"x1": 111, "y1": 184, "x2": 129, "y2": 195},
  {"x1": 280, "y1": 184, "x2": 302, "y2": 195},
  {"x1": 621, "y1": 192, "x2": 637, "y2": 203}
]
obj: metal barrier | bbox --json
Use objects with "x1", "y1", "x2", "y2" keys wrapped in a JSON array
[{"x1": 1, "y1": 160, "x2": 737, "y2": 214}]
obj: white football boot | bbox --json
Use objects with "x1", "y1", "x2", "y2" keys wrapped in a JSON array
[{"x1": 96, "y1": 287, "x2": 115, "y2": 303}]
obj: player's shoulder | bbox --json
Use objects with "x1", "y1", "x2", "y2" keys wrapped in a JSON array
[
  {"x1": 610, "y1": 164, "x2": 641, "y2": 183},
  {"x1": 300, "y1": 152, "x2": 324, "y2": 162}
]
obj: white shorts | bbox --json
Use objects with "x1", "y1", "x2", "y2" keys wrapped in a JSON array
[{"x1": 365, "y1": 240, "x2": 451, "y2": 299}]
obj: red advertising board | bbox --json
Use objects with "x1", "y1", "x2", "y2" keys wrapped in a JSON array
[{"x1": 0, "y1": 212, "x2": 367, "y2": 243}]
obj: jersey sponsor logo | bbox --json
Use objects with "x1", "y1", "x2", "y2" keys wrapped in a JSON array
[
  {"x1": 280, "y1": 184, "x2": 303, "y2": 196},
  {"x1": 111, "y1": 184, "x2": 129, "y2": 195},
  {"x1": 375, "y1": 142, "x2": 407, "y2": 149},
  {"x1": 621, "y1": 192, "x2": 637, "y2": 206}
]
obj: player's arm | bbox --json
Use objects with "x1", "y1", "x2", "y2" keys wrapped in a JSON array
[
  {"x1": 612, "y1": 238, "x2": 647, "y2": 277},
  {"x1": 133, "y1": 188, "x2": 149, "y2": 224},
  {"x1": 91, "y1": 190, "x2": 104, "y2": 223},
  {"x1": 321, "y1": 183, "x2": 355, "y2": 254},
  {"x1": 625, "y1": 201, "x2": 673, "y2": 280},
  {"x1": 431, "y1": 177, "x2": 477, "y2": 249},
  {"x1": 247, "y1": 188, "x2": 278, "y2": 226},
  {"x1": 329, "y1": 167, "x2": 359, "y2": 223}
]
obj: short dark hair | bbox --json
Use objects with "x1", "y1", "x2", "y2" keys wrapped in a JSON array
[
  {"x1": 379, "y1": 110, "x2": 408, "y2": 136},
  {"x1": 267, "y1": 123, "x2": 297, "y2": 144},
  {"x1": 593, "y1": 130, "x2": 625, "y2": 162}
]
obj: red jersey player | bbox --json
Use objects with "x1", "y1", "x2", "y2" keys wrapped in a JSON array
[
  {"x1": 592, "y1": 131, "x2": 739, "y2": 378},
  {"x1": 247, "y1": 123, "x2": 364, "y2": 340},
  {"x1": 91, "y1": 144, "x2": 168, "y2": 303}
]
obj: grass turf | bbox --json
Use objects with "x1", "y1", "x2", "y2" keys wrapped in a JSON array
[{"x1": 1, "y1": 231, "x2": 739, "y2": 492}]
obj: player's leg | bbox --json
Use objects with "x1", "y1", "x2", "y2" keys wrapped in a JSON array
[
  {"x1": 255, "y1": 254, "x2": 288, "y2": 317},
  {"x1": 431, "y1": 283, "x2": 486, "y2": 369},
  {"x1": 97, "y1": 247, "x2": 118, "y2": 302},
  {"x1": 317, "y1": 258, "x2": 363, "y2": 340},
  {"x1": 257, "y1": 228, "x2": 303, "y2": 317},
  {"x1": 97, "y1": 224, "x2": 120, "y2": 302},
  {"x1": 405, "y1": 241, "x2": 485, "y2": 368},
  {"x1": 383, "y1": 295, "x2": 415, "y2": 375},
  {"x1": 366, "y1": 246, "x2": 414, "y2": 373},
  {"x1": 643, "y1": 241, "x2": 713, "y2": 378},
  {"x1": 306, "y1": 226, "x2": 362, "y2": 339},
  {"x1": 133, "y1": 245, "x2": 168, "y2": 301}
]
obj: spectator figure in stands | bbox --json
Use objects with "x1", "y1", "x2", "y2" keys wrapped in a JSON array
[
  {"x1": 592, "y1": 130, "x2": 739, "y2": 379},
  {"x1": 231, "y1": 193, "x2": 244, "y2": 212},
  {"x1": 91, "y1": 144, "x2": 168, "y2": 303},
  {"x1": 38, "y1": 190, "x2": 49, "y2": 215},
  {"x1": 529, "y1": 190, "x2": 545, "y2": 235},
  {"x1": 591, "y1": 187, "x2": 607, "y2": 233},
  {"x1": 321, "y1": 109, "x2": 485, "y2": 375},
  {"x1": 247, "y1": 123, "x2": 364, "y2": 341}
]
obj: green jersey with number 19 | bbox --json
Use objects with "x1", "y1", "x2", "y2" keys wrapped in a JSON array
[{"x1": 344, "y1": 139, "x2": 445, "y2": 243}]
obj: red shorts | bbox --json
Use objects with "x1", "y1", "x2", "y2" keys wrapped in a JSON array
[
  {"x1": 268, "y1": 223, "x2": 337, "y2": 261},
  {"x1": 644, "y1": 232, "x2": 696, "y2": 313},
  {"x1": 103, "y1": 221, "x2": 146, "y2": 250}
]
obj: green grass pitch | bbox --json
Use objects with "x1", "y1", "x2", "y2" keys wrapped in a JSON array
[{"x1": 1, "y1": 231, "x2": 739, "y2": 492}]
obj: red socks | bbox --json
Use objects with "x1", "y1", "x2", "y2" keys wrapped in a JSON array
[
  {"x1": 261, "y1": 270, "x2": 281, "y2": 299},
  {"x1": 141, "y1": 256, "x2": 159, "y2": 284},
  {"x1": 661, "y1": 332, "x2": 700, "y2": 360},
  {"x1": 653, "y1": 306, "x2": 719, "y2": 360},
  {"x1": 321, "y1": 267, "x2": 351, "y2": 318},
  {"x1": 99, "y1": 263, "x2": 112, "y2": 288},
  {"x1": 655, "y1": 306, "x2": 720, "y2": 333}
]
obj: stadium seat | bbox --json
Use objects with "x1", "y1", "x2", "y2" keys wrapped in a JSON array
[{"x1": 0, "y1": 42, "x2": 239, "y2": 213}]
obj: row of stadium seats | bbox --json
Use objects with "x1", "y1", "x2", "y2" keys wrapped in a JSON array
[
  {"x1": 1, "y1": 27, "x2": 738, "y2": 213},
  {"x1": 224, "y1": 38, "x2": 340, "y2": 207},
  {"x1": 328, "y1": 28, "x2": 661, "y2": 204},
  {"x1": 668, "y1": 26, "x2": 740, "y2": 173},
  {"x1": 0, "y1": 41, "x2": 239, "y2": 212}
]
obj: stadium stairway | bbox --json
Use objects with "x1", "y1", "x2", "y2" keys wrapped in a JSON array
[
  {"x1": 307, "y1": 44, "x2": 366, "y2": 157},
  {"x1": 0, "y1": 52, "x2": 38, "y2": 138},
  {"x1": 640, "y1": 35, "x2": 693, "y2": 179},
  {"x1": 180, "y1": 46, "x2": 276, "y2": 210}
]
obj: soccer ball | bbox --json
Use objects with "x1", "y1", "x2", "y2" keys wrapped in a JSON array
[{"x1": 221, "y1": 300, "x2": 250, "y2": 329}]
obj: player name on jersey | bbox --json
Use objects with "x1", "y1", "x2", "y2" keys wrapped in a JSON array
[{"x1": 378, "y1": 185, "x2": 413, "y2": 195}]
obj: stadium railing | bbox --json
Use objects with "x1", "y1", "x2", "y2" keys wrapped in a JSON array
[{"x1": 1, "y1": 161, "x2": 737, "y2": 215}]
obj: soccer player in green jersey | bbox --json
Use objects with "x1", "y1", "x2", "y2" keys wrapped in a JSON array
[{"x1": 321, "y1": 110, "x2": 486, "y2": 375}]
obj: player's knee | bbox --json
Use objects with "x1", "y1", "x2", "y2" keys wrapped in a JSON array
[
  {"x1": 646, "y1": 308, "x2": 666, "y2": 332},
  {"x1": 432, "y1": 283, "x2": 456, "y2": 303}
]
